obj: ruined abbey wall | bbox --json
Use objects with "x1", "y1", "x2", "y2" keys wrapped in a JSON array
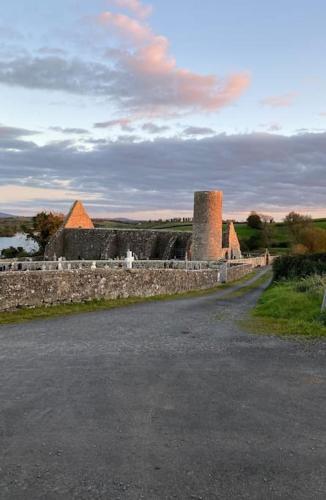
[
  {"x1": 45, "y1": 228, "x2": 192, "y2": 261},
  {"x1": 44, "y1": 191, "x2": 243, "y2": 262}
]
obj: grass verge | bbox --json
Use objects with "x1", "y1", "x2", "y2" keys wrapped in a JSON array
[
  {"x1": 242, "y1": 276, "x2": 326, "y2": 338},
  {"x1": 0, "y1": 269, "x2": 261, "y2": 326}
]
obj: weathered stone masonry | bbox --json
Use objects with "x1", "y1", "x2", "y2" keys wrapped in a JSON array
[
  {"x1": 45, "y1": 229, "x2": 192, "y2": 261},
  {"x1": 0, "y1": 264, "x2": 253, "y2": 312},
  {"x1": 45, "y1": 191, "x2": 242, "y2": 261},
  {"x1": 1, "y1": 269, "x2": 218, "y2": 311}
]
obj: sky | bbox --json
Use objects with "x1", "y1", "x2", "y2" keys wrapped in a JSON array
[{"x1": 0, "y1": 0, "x2": 325, "y2": 220}]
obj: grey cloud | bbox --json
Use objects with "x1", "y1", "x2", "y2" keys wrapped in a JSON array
[
  {"x1": 0, "y1": 56, "x2": 118, "y2": 96},
  {"x1": 259, "y1": 122, "x2": 282, "y2": 132},
  {"x1": 182, "y1": 126, "x2": 216, "y2": 136},
  {"x1": 0, "y1": 125, "x2": 40, "y2": 138},
  {"x1": 38, "y1": 47, "x2": 67, "y2": 55},
  {"x1": 94, "y1": 119, "x2": 129, "y2": 129},
  {"x1": 49, "y1": 126, "x2": 89, "y2": 134},
  {"x1": 0, "y1": 125, "x2": 39, "y2": 151},
  {"x1": 0, "y1": 132, "x2": 325, "y2": 216},
  {"x1": 142, "y1": 123, "x2": 170, "y2": 134},
  {"x1": 116, "y1": 135, "x2": 140, "y2": 143}
]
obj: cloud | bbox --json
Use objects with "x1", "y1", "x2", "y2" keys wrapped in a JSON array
[
  {"x1": 117, "y1": 134, "x2": 140, "y2": 142},
  {"x1": 38, "y1": 47, "x2": 66, "y2": 56},
  {"x1": 96, "y1": 10, "x2": 250, "y2": 114},
  {"x1": 0, "y1": 125, "x2": 40, "y2": 151},
  {"x1": 97, "y1": 12, "x2": 153, "y2": 44},
  {"x1": 0, "y1": 131, "x2": 325, "y2": 219},
  {"x1": 0, "y1": 56, "x2": 117, "y2": 95},
  {"x1": 0, "y1": 4, "x2": 249, "y2": 120},
  {"x1": 259, "y1": 122, "x2": 282, "y2": 132},
  {"x1": 108, "y1": 0, "x2": 153, "y2": 19},
  {"x1": 0, "y1": 125, "x2": 39, "y2": 138},
  {"x1": 260, "y1": 92, "x2": 297, "y2": 108},
  {"x1": 49, "y1": 126, "x2": 89, "y2": 134},
  {"x1": 142, "y1": 123, "x2": 170, "y2": 134},
  {"x1": 319, "y1": 112, "x2": 326, "y2": 117},
  {"x1": 182, "y1": 126, "x2": 216, "y2": 136},
  {"x1": 93, "y1": 118, "x2": 133, "y2": 131},
  {"x1": 0, "y1": 184, "x2": 102, "y2": 204}
]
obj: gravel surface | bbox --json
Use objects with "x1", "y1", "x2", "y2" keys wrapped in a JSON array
[{"x1": 0, "y1": 268, "x2": 325, "y2": 499}]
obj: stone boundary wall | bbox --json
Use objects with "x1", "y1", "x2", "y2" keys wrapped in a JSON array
[
  {"x1": 231, "y1": 255, "x2": 275, "y2": 267},
  {"x1": 0, "y1": 263, "x2": 260, "y2": 312},
  {"x1": 227, "y1": 263, "x2": 253, "y2": 282}
]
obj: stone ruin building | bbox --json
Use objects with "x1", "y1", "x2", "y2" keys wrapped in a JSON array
[{"x1": 45, "y1": 191, "x2": 242, "y2": 261}]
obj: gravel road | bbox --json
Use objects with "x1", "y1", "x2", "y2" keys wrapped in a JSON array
[{"x1": 0, "y1": 268, "x2": 325, "y2": 499}]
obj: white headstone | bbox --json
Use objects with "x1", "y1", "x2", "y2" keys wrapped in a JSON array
[{"x1": 125, "y1": 250, "x2": 135, "y2": 269}]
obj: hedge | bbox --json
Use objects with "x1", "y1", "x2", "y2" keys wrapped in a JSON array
[{"x1": 273, "y1": 253, "x2": 326, "y2": 280}]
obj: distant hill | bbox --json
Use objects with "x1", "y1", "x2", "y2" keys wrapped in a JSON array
[
  {"x1": 109, "y1": 217, "x2": 143, "y2": 223},
  {"x1": 0, "y1": 212, "x2": 14, "y2": 218}
]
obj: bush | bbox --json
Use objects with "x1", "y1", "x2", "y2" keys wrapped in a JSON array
[
  {"x1": 1, "y1": 246, "x2": 28, "y2": 259},
  {"x1": 294, "y1": 275, "x2": 326, "y2": 293},
  {"x1": 273, "y1": 253, "x2": 326, "y2": 280},
  {"x1": 247, "y1": 212, "x2": 262, "y2": 230},
  {"x1": 318, "y1": 310, "x2": 326, "y2": 326},
  {"x1": 246, "y1": 233, "x2": 264, "y2": 251}
]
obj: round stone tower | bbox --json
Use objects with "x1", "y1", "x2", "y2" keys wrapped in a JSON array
[{"x1": 192, "y1": 191, "x2": 223, "y2": 261}]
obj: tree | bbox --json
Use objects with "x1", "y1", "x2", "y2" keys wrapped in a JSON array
[
  {"x1": 284, "y1": 211, "x2": 312, "y2": 239},
  {"x1": 292, "y1": 227, "x2": 326, "y2": 254},
  {"x1": 246, "y1": 233, "x2": 264, "y2": 251},
  {"x1": 246, "y1": 212, "x2": 262, "y2": 229},
  {"x1": 260, "y1": 221, "x2": 275, "y2": 247},
  {"x1": 260, "y1": 214, "x2": 274, "y2": 224},
  {"x1": 1, "y1": 246, "x2": 27, "y2": 258},
  {"x1": 26, "y1": 212, "x2": 64, "y2": 254}
]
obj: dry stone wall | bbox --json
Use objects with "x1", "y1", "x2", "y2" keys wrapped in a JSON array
[
  {"x1": 0, "y1": 263, "x2": 258, "y2": 312},
  {"x1": 0, "y1": 269, "x2": 219, "y2": 311}
]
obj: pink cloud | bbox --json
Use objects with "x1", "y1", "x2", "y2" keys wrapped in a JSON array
[
  {"x1": 260, "y1": 92, "x2": 297, "y2": 108},
  {"x1": 109, "y1": 0, "x2": 153, "y2": 19},
  {"x1": 97, "y1": 12, "x2": 152, "y2": 44},
  {"x1": 96, "y1": 6, "x2": 250, "y2": 116}
]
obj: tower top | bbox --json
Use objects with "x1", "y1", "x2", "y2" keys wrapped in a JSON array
[{"x1": 64, "y1": 200, "x2": 94, "y2": 229}]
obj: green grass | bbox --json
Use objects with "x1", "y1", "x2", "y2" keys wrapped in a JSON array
[
  {"x1": 314, "y1": 219, "x2": 326, "y2": 230},
  {"x1": 244, "y1": 277, "x2": 326, "y2": 338},
  {"x1": 0, "y1": 269, "x2": 262, "y2": 326}
]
